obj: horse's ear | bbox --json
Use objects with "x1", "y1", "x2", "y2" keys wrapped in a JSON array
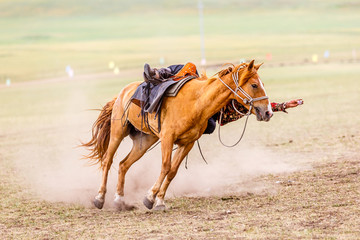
[
  {"x1": 255, "y1": 62, "x2": 263, "y2": 70},
  {"x1": 248, "y1": 60, "x2": 255, "y2": 70}
]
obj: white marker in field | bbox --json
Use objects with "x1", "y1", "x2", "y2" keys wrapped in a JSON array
[
  {"x1": 324, "y1": 50, "x2": 330, "y2": 59},
  {"x1": 6, "y1": 78, "x2": 11, "y2": 86},
  {"x1": 312, "y1": 54, "x2": 318, "y2": 63},
  {"x1": 114, "y1": 67, "x2": 120, "y2": 75},
  {"x1": 108, "y1": 61, "x2": 115, "y2": 69},
  {"x1": 65, "y1": 65, "x2": 74, "y2": 78}
]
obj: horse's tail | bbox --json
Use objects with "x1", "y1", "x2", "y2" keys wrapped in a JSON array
[{"x1": 81, "y1": 97, "x2": 117, "y2": 166}]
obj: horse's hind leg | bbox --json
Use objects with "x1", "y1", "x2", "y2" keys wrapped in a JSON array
[
  {"x1": 114, "y1": 130, "x2": 158, "y2": 210},
  {"x1": 153, "y1": 142, "x2": 194, "y2": 211},
  {"x1": 94, "y1": 122, "x2": 130, "y2": 209}
]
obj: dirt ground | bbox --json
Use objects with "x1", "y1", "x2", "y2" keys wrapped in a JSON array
[
  {"x1": 1, "y1": 62, "x2": 360, "y2": 239},
  {"x1": 1, "y1": 152, "x2": 359, "y2": 239}
]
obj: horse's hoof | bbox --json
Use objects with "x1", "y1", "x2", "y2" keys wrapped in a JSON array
[
  {"x1": 143, "y1": 196, "x2": 154, "y2": 210},
  {"x1": 93, "y1": 198, "x2": 104, "y2": 209},
  {"x1": 153, "y1": 204, "x2": 166, "y2": 211}
]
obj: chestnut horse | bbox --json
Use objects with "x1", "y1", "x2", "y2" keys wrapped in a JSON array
[{"x1": 82, "y1": 60, "x2": 273, "y2": 210}]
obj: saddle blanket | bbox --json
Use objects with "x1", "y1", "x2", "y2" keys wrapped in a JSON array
[{"x1": 130, "y1": 75, "x2": 196, "y2": 115}]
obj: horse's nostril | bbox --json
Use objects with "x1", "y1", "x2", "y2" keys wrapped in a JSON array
[{"x1": 265, "y1": 111, "x2": 273, "y2": 118}]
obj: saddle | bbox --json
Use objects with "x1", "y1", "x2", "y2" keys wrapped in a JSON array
[
  {"x1": 130, "y1": 65, "x2": 197, "y2": 133},
  {"x1": 144, "y1": 62, "x2": 198, "y2": 85},
  {"x1": 172, "y1": 62, "x2": 198, "y2": 81},
  {"x1": 131, "y1": 75, "x2": 196, "y2": 114}
]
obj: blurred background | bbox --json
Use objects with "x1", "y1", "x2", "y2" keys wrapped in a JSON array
[{"x1": 0, "y1": 0, "x2": 359, "y2": 83}]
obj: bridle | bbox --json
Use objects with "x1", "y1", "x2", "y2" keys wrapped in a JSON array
[
  {"x1": 217, "y1": 64, "x2": 269, "y2": 147},
  {"x1": 217, "y1": 64, "x2": 269, "y2": 111}
]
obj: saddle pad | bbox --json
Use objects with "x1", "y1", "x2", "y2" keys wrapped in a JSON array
[
  {"x1": 130, "y1": 75, "x2": 196, "y2": 114},
  {"x1": 165, "y1": 76, "x2": 195, "y2": 97}
]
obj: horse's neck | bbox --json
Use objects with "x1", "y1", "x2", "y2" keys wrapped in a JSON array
[{"x1": 197, "y1": 75, "x2": 236, "y2": 120}]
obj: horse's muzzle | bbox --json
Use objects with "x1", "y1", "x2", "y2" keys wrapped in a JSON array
[{"x1": 255, "y1": 106, "x2": 273, "y2": 122}]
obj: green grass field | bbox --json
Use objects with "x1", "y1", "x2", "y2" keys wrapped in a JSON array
[
  {"x1": 1, "y1": 0, "x2": 360, "y2": 239},
  {"x1": 1, "y1": 0, "x2": 359, "y2": 83}
]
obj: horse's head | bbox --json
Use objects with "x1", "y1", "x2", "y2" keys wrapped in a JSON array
[{"x1": 219, "y1": 60, "x2": 273, "y2": 122}]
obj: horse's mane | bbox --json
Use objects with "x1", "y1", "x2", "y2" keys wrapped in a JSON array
[
  {"x1": 205, "y1": 62, "x2": 252, "y2": 82},
  {"x1": 216, "y1": 63, "x2": 236, "y2": 77}
]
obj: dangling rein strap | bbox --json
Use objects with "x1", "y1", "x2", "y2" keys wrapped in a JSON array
[{"x1": 218, "y1": 106, "x2": 252, "y2": 148}]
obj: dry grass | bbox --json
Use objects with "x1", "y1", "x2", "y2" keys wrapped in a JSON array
[
  {"x1": 1, "y1": 62, "x2": 360, "y2": 239},
  {"x1": 1, "y1": 154, "x2": 359, "y2": 239}
]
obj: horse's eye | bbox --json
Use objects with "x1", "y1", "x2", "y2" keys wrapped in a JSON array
[{"x1": 251, "y1": 84, "x2": 258, "y2": 89}]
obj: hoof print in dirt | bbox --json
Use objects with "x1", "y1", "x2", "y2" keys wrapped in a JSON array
[
  {"x1": 153, "y1": 205, "x2": 166, "y2": 211},
  {"x1": 114, "y1": 201, "x2": 137, "y2": 211}
]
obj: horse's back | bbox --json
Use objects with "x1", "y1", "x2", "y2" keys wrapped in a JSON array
[
  {"x1": 119, "y1": 79, "x2": 207, "y2": 138},
  {"x1": 116, "y1": 81, "x2": 157, "y2": 135},
  {"x1": 117, "y1": 81, "x2": 142, "y2": 107}
]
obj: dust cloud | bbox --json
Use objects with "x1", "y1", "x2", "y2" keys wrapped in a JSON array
[
  {"x1": 135, "y1": 137, "x2": 306, "y2": 200},
  {"x1": 15, "y1": 129, "x2": 305, "y2": 208},
  {"x1": 13, "y1": 84, "x2": 306, "y2": 208}
]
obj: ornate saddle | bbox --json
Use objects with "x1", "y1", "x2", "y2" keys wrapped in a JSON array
[{"x1": 172, "y1": 62, "x2": 198, "y2": 81}]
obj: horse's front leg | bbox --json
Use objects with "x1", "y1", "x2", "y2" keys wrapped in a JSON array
[
  {"x1": 143, "y1": 136, "x2": 174, "y2": 210},
  {"x1": 154, "y1": 142, "x2": 195, "y2": 211}
]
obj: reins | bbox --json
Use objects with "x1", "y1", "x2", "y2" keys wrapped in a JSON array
[
  {"x1": 217, "y1": 64, "x2": 268, "y2": 147},
  {"x1": 217, "y1": 103, "x2": 251, "y2": 147},
  {"x1": 144, "y1": 63, "x2": 270, "y2": 169}
]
